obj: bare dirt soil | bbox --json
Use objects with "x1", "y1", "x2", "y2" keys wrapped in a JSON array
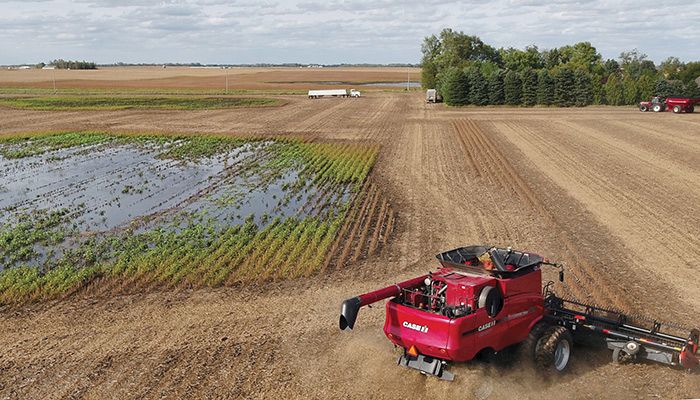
[
  {"x1": 0, "y1": 67, "x2": 421, "y2": 91},
  {"x1": 1, "y1": 91, "x2": 699, "y2": 399}
]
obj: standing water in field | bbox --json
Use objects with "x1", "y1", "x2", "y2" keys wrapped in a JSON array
[{"x1": 0, "y1": 133, "x2": 374, "y2": 283}]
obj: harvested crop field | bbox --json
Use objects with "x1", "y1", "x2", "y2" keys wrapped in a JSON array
[
  {"x1": 0, "y1": 66, "x2": 421, "y2": 91},
  {"x1": 0, "y1": 96, "x2": 283, "y2": 110},
  {"x1": 0, "y1": 88, "x2": 699, "y2": 399}
]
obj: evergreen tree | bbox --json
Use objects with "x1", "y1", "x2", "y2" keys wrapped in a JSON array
[
  {"x1": 592, "y1": 76, "x2": 605, "y2": 105},
  {"x1": 466, "y1": 67, "x2": 488, "y2": 105},
  {"x1": 441, "y1": 67, "x2": 470, "y2": 106},
  {"x1": 504, "y1": 70, "x2": 522, "y2": 105},
  {"x1": 654, "y1": 77, "x2": 673, "y2": 98},
  {"x1": 536, "y1": 69, "x2": 554, "y2": 105},
  {"x1": 521, "y1": 69, "x2": 538, "y2": 106},
  {"x1": 622, "y1": 77, "x2": 639, "y2": 105},
  {"x1": 487, "y1": 70, "x2": 504, "y2": 105},
  {"x1": 686, "y1": 81, "x2": 700, "y2": 98},
  {"x1": 636, "y1": 75, "x2": 655, "y2": 101},
  {"x1": 554, "y1": 68, "x2": 576, "y2": 107},
  {"x1": 573, "y1": 69, "x2": 592, "y2": 106},
  {"x1": 604, "y1": 74, "x2": 624, "y2": 105},
  {"x1": 669, "y1": 80, "x2": 686, "y2": 97}
]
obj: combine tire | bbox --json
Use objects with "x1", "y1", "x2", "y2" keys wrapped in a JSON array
[
  {"x1": 612, "y1": 348, "x2": 635, "y2": 364},
  {"x1": 520, "y1": 321, "x2": 550, "y2": 363},
  {"x1": 517, "y1": 321, "x2": 552, "y2": 371},
  {"x1": 639, "y1": 105, "x2": 648, "y2": 112},
  {"x1": 673, "y1": 105, "x2": 682, "y2": 113},
  {"x1": 534, "y1": 326, "x2": 573, "y2": 372}
]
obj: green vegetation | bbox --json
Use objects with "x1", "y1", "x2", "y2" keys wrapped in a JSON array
[
  {"x1": 0, "y1": 132, "x2": 112, "y2": 158},
  {"x1": 554, "y1": 68, "x2": 575, "y2": 107},
  {"x1": 536, "y1": 70, "x2": 554, "y2": 105},
  {"x1": 0, "y1": 88, "x2": 306, "y2": 96},
  {"x1": 0, "y1": 132, "x2": 379, "y2": 304},
  {"x1": 504, "y1": 70, "x2": 521, "y2": 105},
  {"x1": 422, "y1": 29, "x2": 700, "y2": 107},
  {"x1": 0, "y1": 209, "x2": 73, "y2": 267},
  {"x1": 48, "y1": 59, "x2": 97, "y2": 69},
  {"x1": 0, "y1": 96, "x2": 283, "y2": 110},
  {"x1": 521, "y1": 69, "x2": 537, "y2": 107}
]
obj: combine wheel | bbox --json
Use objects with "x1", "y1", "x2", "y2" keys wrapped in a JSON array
[
  {"x1": 612, "y1": 348, "x2": 635, "y2": 364},
  {"x1": 639, "y1": 105, "x2": 648, "y2": 112},
  {"x1": 612, "y1": 341, "x2": 639, "y2": 364},
  {"x1": 520, "y1": 321, "x2": 550, "y2": 362},
  {"x1": 673, "y1": 105, "x2": 682, "y2": 113},
  {"x1": 535, "y1": 326, "x2": 573, "y2": 372}
]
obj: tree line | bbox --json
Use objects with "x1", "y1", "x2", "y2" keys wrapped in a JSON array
[
  {"x1": 35, "y1": 59, "x2": 97, "y2": 69},
  {"x1": 422, "y1": 29, "x2": 700, "y2": 107}
]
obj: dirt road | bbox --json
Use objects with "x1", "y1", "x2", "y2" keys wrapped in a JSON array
[{"x1": 1, "y1": 93, "x2": 699, "y2": 399}]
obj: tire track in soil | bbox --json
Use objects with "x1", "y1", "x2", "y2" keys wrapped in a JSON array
[
  {"x1": 517, "y1": 119, "x2": 700, "y2": 264},
  {"x1": 606, "y1": 118, "x2": 700, "y2": 153},
  {"x1": 492, "y1": 119, "x2": 699, "y2": 317},
  {"x1": 352, "y1": 186, "x2": 382, "y2": 262},
  {"x1": 557, "y1": 119, "x2": 700, "y2": 193},
  {"x1": 452, "y1": 119, "x2": 619, "y2": 307},
  {"x1": 572, "y1": 118, "x2": 700, "y2": 172},
  {"x1": 290, "y1": 99, "x2": 352, "y2": 134}
]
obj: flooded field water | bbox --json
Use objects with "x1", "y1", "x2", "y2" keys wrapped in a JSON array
[{"x1": 0, "y1": 133, "x2": 357, "y2": 273}]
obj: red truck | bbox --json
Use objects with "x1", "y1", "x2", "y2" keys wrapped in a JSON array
[
  {"x1": 339, "y1": 245, "x2": 699, "y2": 380},
  {"x1": 639, "y1": 96, "x2": 699, "y2": 113}
]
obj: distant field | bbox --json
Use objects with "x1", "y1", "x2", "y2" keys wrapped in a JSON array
[
  {"x1": 0, "y1": 96, "x2": 284, "y2": 110},
  {"x1": 0, "y1": 66, "x2": 421, "y2": 91}
]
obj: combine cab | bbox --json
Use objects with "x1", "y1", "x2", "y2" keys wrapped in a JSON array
[
  {"x1": 339, "y1": 245, "x2": 699, "y2": 380},
  {"x1": 639, "y1": 96, "x2": 699, "y2": 113}
]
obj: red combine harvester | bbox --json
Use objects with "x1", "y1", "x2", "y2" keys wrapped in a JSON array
[
  {"x1": 339, "y1": 245, "x2": 699, "y2": 380},
  {"x1": 639, "y1": 96, "x2": 699, "y2": 113}
]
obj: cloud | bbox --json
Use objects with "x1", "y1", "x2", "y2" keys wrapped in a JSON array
[{"x1": 0, "y1": 0, "x2": 698, "y2": 64}]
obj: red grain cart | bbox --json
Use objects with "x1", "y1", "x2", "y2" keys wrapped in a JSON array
[{"x1": 639, "y1": 96, "x2": 699, "y2": 113}]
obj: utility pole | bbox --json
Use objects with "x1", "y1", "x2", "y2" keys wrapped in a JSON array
[
  {"x1": 52, "y1": 68, "x2": 56, "y2": 93},
  {"x1": 407, "y1": 68, "x2": 410, "y2": 91},
  {"x1": 225, "y1": 67, "x2": 229, "y2": 93}
]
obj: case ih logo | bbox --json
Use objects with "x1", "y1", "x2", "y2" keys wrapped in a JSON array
[
  {"x1": 478, "y1": 321, "x2": 496, "y2": 332},
  {"x1": 403, "y1": 321, "x2": 429, "y2": 333}
]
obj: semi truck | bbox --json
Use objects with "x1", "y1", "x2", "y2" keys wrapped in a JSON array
[{"x1": 308, "y1": 89, "x2": 361, "y2": 99}]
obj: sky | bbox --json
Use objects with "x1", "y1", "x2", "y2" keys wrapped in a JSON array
[{"x1": 1, "y1": 0, "x2": 699, "y2": 65}]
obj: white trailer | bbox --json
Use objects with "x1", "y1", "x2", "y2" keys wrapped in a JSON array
[
  {"x1": 308, "y1": 89, "x2": 348, "y2": 99},
  {"x1": 426, "y1": 89, "x2": 441, "y2": 103}
]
